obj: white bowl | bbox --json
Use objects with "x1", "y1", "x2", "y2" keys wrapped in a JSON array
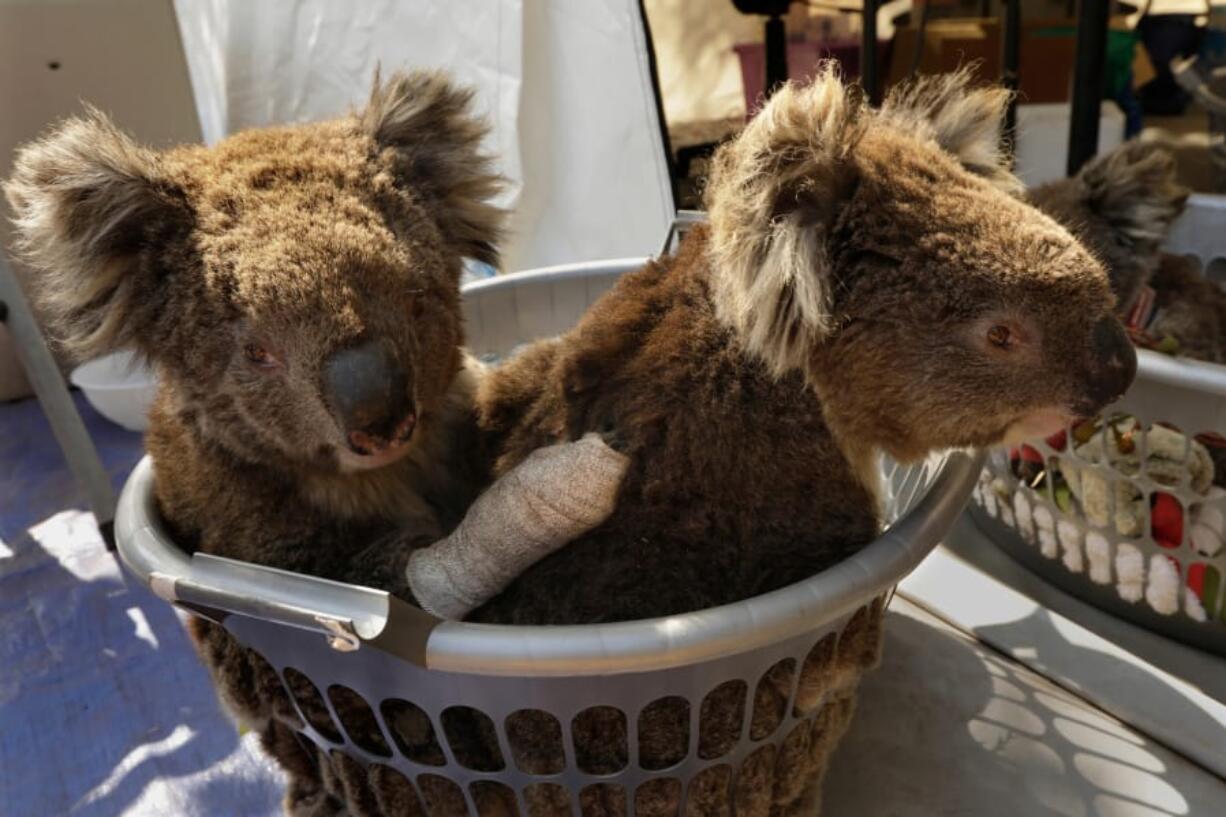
[{"x1": 69, "y1": 351, "x2": 157, "y2": 432}]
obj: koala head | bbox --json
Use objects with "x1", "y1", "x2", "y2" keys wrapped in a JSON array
[
  {"x1": 6, "y1": 71, "x2": 503, "y2": 474},
  {"x1": 1029, "y1": 140, "x2": 1190, "y2": 312},
  {"x1": 705, "y1": 68, "x2": 1136, "y2": 462}
]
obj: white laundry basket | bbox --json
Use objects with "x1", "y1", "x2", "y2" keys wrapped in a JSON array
[
  {"x1": 971, "y1": 194, "x2": 1226, "y2": 656},
  {"x1": 116, "y1": 259, "x2": 982, "y2": 817}
]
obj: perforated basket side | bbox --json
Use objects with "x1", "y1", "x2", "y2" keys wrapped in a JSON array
[{"x1": 230, "y1": 594, "x2": 886, "y2": 817}]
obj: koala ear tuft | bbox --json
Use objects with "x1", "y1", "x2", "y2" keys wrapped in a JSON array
[
  {"x1": 362, "y1": 69, "x2": 506, "y2": 268},
  {"x1": 4, "y1": 110, "x2": 191, "y2": 360},
  {"x1": 705, "y1": 64, "x2": 863, "y2": 381},
  {"x1": 1077, "y1": 141, "x2": 1189, "y2": 252},
  {"x1": 880, "y1": 68, "x2": 1022, "y2": 195}
]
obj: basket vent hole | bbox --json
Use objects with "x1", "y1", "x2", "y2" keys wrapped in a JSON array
[
  {"x1": 734, "y1": 744, "x2": 777, "y2": 817},
  {"x1": 579, "y1": 783, "x2": 626, "y2": 817},
  {"x1": 749, "y1": 659, "x2": 795, "y2": 740},
  {"x1": 698, "y1": 681, "x2": 747, "y2": 760},
  {"x1": 506, "y1": 709, "x2": 565, "y2": 775},
  {"x1": 328, "y1": 685, "x2": 391, "y2": 757},
  {"x1": 382, "y1": 699, "x2": 446, "y2": 766},
  {"x1": 635, "y1": 778, "x2": 681, "y2": 817},
  {"x1": 472, "y1": 781, "x2": 519, "y2": 817},
  {"x1": 369, "y1": 764, "x2": 425, "y2": 817},
  {"x1": 419, "y1": 774, "x2": 469, "y2": 817},
  {"x1": 638, "y1": 696, "x2": 689, "y2": 770},
  {"x1": 572, "y1": 706, "x2": 628, "y2": 774},
  {"x1": 836, "y1": 601, "x2": 884, "y2": 670},
  {"x1": 771, "y1": 719, "x2": 816, "y2": 805},
  {"x1": 329, "y1": 750, "x2": 381, "y2": 811},
  {"x1": 525, "y1": 783, "x2": 572, "y2": 817},
  {"x1": 441, "y1": 706, "x2": 506, "y2": 772},
  {"x1": 250, "y1": 653, "x2": 300, "y2": 729},
  {"x1": 1188, "y1": 563, "x2": 1222, "y2": 620},
  {"x1": 1195, "y1": 430, "x2": 1226, "y2": 493},
  {"x1": 811, "y1": 693, "x2": 858, "y2": 762},
  {"x1": 793, "y1": 633, "x2": 837, "y2": 717},
  {"x1": 684, "y1": 764, "x2": 732, "y2": 817},
  {"x1": 282, "y1": 667, "x2": 342, "y2": 743}
]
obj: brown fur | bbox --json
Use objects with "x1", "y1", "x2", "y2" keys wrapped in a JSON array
[
  {"x1": 1029, "y1": 141, "x2": 1226, "y2": 365},
  {"x1": 1149, "y1": 252, "x2": 1226, "y2": 363},
  {"x1": 462, "y1": 68, "x2": 1134, "y2": 817},
  {"x1": 1029, "y1": 140, "x2": 1190, "y2": 313},
  {"x1": 6, "y1": 70, "x2": 504, "y2": 811},
  {"x1": 477, "y1": 69, "x2": 1126, "y2": 626}
]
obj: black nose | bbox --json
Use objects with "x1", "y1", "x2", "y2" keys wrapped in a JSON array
[
  {"x1": 1079, "y1": 317, "x2": 1137, "y2": 413},
  {"x1": 323, "y1": 340, "x2": 415, "y2": 453}
]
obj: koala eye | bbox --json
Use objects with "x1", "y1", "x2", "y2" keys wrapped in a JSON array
[
  {"x1": 243, "y1": 343, "x2": 281, "y2": 370},
  {"x1": 986, "y1": 325, "x2": 1013, "y2": 350}
]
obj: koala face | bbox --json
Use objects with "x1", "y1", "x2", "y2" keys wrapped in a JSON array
[
  {"x1": 6, "y1": 72, "x2": 503, "y2": 473},
  {"x1": 707, "y1": 69, "x2": 1136, "y2": 462}
]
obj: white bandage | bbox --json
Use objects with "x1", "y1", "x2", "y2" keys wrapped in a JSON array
[{"x1": 406, "y1": 432, "x2": 629, "y2": 619}]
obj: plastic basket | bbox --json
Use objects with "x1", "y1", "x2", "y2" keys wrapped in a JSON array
[
  {"x1": 971, "y1": 194, "x2": 1226, "y2": 656},
  {"x1": 116, "y1": 259, "x2": 983, "y2": 816}
]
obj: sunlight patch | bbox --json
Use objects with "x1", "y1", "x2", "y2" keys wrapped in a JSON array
[
  {"x1": 73, "y1": 724, "x2": 194, "y2": 810},
  {"x1": 26, "y1": 509, "x2": 115, "y2": 581},
  {"x1": 127, "y1": 606, "x2": 160, "y2": 650}
]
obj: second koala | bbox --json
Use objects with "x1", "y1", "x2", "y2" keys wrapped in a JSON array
[{"x1": 465, "y1": 69, "x2": 1138, "y2": 817}]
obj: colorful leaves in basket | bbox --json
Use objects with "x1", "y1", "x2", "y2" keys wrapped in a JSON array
[
  {"x1": 1187, "y1": 563, "x2": 1226, "y2": 622},
  {"x1": 1150, "y1": 492, "x2": 1184, "y2": 549},
  {"x1": 1008, "y1": 444, "x2": 1075, "y2": 513}
]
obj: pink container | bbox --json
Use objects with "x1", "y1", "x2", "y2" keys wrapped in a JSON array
[{"x1": 734, "y1": 39, "x2": 862, "y2": 117}]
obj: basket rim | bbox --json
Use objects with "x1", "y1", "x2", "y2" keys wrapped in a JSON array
[
  {"x1": 116, "y1": 450, "x2": 982, "y2": 676},
  {"x1": 114, "y1": 261, "x2": 985, "y2": 677},
  {"x1": 1133, "y1": 347, "x2": 1226, "y2": 398}
]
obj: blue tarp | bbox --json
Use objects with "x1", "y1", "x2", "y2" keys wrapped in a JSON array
[{"x1": 0, "y1": 395, "x2": 283, "y2": 817}]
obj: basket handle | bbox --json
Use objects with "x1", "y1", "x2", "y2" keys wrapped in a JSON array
[{"x1": 115, "y1": 456, "x2": 443, "y2": 664}]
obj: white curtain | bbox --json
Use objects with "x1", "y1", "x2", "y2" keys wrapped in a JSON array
[{"x1": 173, "y1": 0, "x2": 674, "y2": 273}]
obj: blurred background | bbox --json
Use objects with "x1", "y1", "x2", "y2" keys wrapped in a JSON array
[{"x1": 2, "y1": 4, "x2": 1225, "y2": 817}]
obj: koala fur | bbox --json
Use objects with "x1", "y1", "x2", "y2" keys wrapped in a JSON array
[
  {"x1": 1030, "y1": 141, "x2": 1226, "y2": 365},
  {"x1": 450, "y1": 68, "x2": 1137, "y2": 817},
  {"x1": 1028, "y1": 140, "x2": 1190, "y2": 317},
  {"x1": 6, "y1": 71, "x2": 504, "y2": 815}
]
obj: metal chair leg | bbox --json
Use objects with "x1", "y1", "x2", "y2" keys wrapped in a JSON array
[{"x1": 0, "y1": 254, "x2": 117, "y2": 549}]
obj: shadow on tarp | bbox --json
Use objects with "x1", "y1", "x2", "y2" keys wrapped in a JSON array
[
  {"x1": 826, "y1": 606, "x2": 1216, "y2": 816},
  {"x1": 0, "y1": 393, "x2": 283, "y2": 817}
]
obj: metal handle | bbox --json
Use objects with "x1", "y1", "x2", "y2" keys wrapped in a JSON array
[{"x1": 115, "y1": 457, "x2": 443, "y2": 663}]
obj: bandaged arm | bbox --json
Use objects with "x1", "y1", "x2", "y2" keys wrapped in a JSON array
[{"x1": 407, "y1": 432, "x2": 628, "y2": 619}]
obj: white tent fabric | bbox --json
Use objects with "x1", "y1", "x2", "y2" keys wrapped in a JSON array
[{"x1": 172, "y1": 0, "x2": 675, "y2": 273}]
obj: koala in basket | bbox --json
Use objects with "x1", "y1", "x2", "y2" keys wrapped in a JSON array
[
  {"x1": 447, "y1": 68, "x2": 1140, "y2": 817},
  {"x1": 1028, "y1": 140, "x2": 1226, "y2": 365},
  {"x1": 5, "y1": 72, "x2": 628, "y2": 817}
]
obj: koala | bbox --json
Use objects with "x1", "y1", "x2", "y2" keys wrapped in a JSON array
[
  {"x1": 458, "y1": 69, "x2": 1137, "y2": 817},
  {"x1": 1030, "y1": 141, "x2": 1226, "y2": 365},
  {"x1": 5, "y1": 72, "x2": 525, "y2": 816},
  {"x1": 1028, "y1": 140, "x2": 1190, "y2": 318}
]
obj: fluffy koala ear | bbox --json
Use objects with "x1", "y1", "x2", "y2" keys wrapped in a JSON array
[
  {"x1": 1077, "y1": 141, "x2": 1189, "y2": 252},
  {"x1": 4, "y1": 110, "x2": 192, "y2": 360},
  {"x1": 705, "y1": 65, "x2": 863, "y2": 381},
  {"x1": 361, "y1": 69, "x2": 506, "y2": 268},
  {"x1": 880, "y1": 69, "x2": 1022, "y2": 195}
]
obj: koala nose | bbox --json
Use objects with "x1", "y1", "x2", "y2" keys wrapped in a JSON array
[
  {"x1": 1077, "y1": 317, "x2": 1137, "y2": 414},
  {"x1": 323, "y1": 340, "x2": 416, "y2": 454}
]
